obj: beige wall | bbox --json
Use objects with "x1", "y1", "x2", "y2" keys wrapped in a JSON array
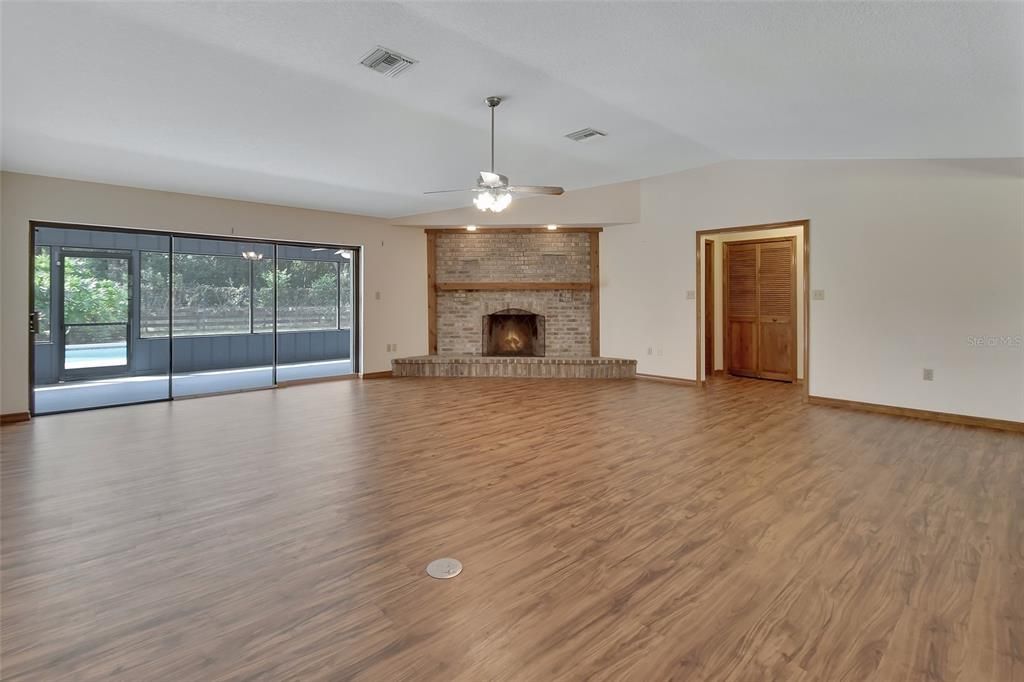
[
  {"x1": 401, "y1": 158, "x2": 1024, "y2": 423},
  {"x1": 0, "y1": 172, "x2": 428, "y2": 414},
  {"x1": 702, "y1": 226, "x2": 805, "y2": 379}
]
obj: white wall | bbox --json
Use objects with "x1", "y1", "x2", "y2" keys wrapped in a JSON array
[
  {"x1": 401, "y1": 158, "x2": 1024, "y2": 423},
  {"x1": 0, "y1": 172, "x2": 427, "y2": 414},
  {"x1": 606, "y1": 159, "x2": 1024, "y2": 422}
]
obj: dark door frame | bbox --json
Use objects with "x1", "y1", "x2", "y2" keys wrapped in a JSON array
[{"x1": 694, "y1": 219, "x2": 809, "y2": 400}]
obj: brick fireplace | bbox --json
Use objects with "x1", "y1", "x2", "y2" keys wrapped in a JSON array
[
  {"x1": 394, "y1": 227, "x2": 636, "y2": 379},
  {"x1": 429, "y1": 228, "x2": 597, "y2": 356}
]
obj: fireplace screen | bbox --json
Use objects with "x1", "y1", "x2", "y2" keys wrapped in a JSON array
[{"x1": 482, "y1": 309, "x2": 545, "y2": 357}]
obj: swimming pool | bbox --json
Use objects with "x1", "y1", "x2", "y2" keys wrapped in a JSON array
[{"x1": 65, "y1": 343, "x2": 127, "y2": 369}]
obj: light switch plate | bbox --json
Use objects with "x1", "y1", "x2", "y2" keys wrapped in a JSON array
[
  {"x1": 812, "y1": 289, "x2": 825, "y2": 301},
  {"x1": 923, "y1": 368, "x2": 934, "y2": 381},
  {"x1": 685, "y1": 290, "x2": 696, "y2": 300}
]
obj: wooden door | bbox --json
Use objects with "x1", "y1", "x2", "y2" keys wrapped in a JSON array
[
  {"x1": 724, "y1": 242, "x2": 758, "y2": 378},
  {"x1": 724, "y1": 237, "x2": 796, "y2": 382},
  {"x1": 756, "y1": 239, "x2": 796, "y2": 381}
]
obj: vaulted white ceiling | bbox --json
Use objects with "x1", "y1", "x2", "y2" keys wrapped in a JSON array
[{"x1": 2, "y1": 1, "x2": 1021, "y2": 218}]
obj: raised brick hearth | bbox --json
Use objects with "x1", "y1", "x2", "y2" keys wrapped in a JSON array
[{"x1": 393, "y1": 355, "x2": 636, "y2": 379}]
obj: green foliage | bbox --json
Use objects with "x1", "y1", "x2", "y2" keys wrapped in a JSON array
[
  {"x1": 63, "y1": 256, "x2": 129, "y2": 324},
  {"x1": 35, "y1": 249, "x2": 356, "y2": 340},
  {"x1": 33, "y1": 249, "x2": 51, "y2": 340}
]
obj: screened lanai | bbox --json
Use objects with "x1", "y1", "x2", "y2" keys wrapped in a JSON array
[{"x1": 31, "y1": 224, "x2": 358, "y2": 414}]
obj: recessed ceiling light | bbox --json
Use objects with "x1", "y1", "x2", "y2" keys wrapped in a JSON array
[
  {"x1": 466, "y1": 225, "x2": 477, "y2": 231},
  {"x1": 546, "y1": 224, "x2": 558, "y2": 231}
]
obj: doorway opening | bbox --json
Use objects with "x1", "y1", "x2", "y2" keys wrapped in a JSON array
[{"x1": 695, "y1": 220, "x2": 809, "y2": 397}]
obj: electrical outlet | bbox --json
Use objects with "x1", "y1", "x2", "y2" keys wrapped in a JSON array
[
  {"x1": 656, "y1": 346, "x2": 663, "y2": 357},
  {"x1": 375, "y1": 291, "x2": 382, "y2": 301},
  {"x1": 923, "y1": 368, "x2": 934, "y2": 381},
  {"x1": 647, "y1": 347, "x2": 653, "y2": 356},
  {"x1": 812, "y1": 289, "x2": 825, "y2": 301},
  {"x1": 393, "y1": 343, "x2": 398, "y2": 353}
]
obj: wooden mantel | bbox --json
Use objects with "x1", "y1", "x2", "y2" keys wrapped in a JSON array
[{"x1": 435, "y1": 281, "x2": 591, "y2": 292}]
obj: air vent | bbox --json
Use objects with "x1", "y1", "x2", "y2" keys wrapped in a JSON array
[
  {"x1": 565, "y1": 127, "x2": 607, "y2": 142},
  {"x1": 360, "y1": 46, "x2": 416, "y2": 78}
]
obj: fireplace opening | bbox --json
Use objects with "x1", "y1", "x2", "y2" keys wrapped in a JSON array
[{"x1": 482, "y1": 309, "x2": 545, "y2": 357}]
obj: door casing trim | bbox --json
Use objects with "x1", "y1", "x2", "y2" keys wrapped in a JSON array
[{"x1": 694, "y1": 219, "x2": 810, "y2": 402}]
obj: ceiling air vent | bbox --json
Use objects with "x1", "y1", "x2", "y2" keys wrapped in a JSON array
[
  {"x1": 360, "y1": 46, "x2": 417, "y2": 78},
  {"x1": 565, "y1": 127, "x2": 607, "y2": 142}
]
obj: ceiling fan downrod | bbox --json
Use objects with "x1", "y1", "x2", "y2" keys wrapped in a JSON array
[{"x1": 486, "y1": 96, "x2": 501, "y2": 174}]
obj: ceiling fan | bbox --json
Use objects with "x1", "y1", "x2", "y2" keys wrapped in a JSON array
[{"x1": 425, "y1": 96, "x2": 564, "y2": 212}]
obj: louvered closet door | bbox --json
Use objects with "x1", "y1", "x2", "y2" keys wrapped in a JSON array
[
  {"x1": 724, "y1": 242, "x2": 758, "y2": 378},
  {"x1": 756, "y1": 238, "x2": 796, "y2": 382}
]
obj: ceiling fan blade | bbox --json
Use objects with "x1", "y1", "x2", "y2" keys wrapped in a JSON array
[
  {"x1": 508, "y1": 185, "x2": 565, "y2": 196},
  {"x1": 423, "y1": 188, "x2": 478, "y2": 195},
  {"x1": 478, "y1": 171, "x2": 508, "y2": 188}
]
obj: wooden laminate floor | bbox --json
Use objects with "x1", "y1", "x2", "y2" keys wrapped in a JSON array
[{"x1": 1, "y1": 377, "x2": 1022, "y2": 681}]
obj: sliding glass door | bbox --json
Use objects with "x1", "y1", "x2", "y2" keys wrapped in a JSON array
[
  {"x1": 275, "y1": 245, "x2": 355, "y2": 382},
  {"x1": 31, "y1": 223, "x2": 359, "y2": 414},
  {"x1": 32, "y1": 226, "x2": 171, "y2": 414}
]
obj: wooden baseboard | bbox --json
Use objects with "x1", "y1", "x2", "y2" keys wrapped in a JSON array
[
  {"x1": 361, "y1": 370, "x2": 393, "y2": 380},
  {"x1": 636, "y1": 373, "x2": 697, "y2": 386},
  {"x1": 808, "y1": 395, "x2": 1024, "y2": 433},
  {"x1": 1, "y1": 412, "x2": 31, "y2": 425}
]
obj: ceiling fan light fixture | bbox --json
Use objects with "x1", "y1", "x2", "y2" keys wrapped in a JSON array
[
  {"x1": 493, "y1": 190, "x2": 512, "y2": 212},
  {"x1": 473, "y1": 189, "x2": 511, "y2": 212},
  {"x1": 425, "y1": 97, "x2": 562, "y2": 208},
  {"x1": 473, "y1": 191, "x2": 494, "y2": 211}
]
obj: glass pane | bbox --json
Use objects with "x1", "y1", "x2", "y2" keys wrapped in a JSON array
[
  {"x1": 33, "y1": 246, "x2": 51, "y2": 342},
  {"x1": 274, "y1": 246, "x2": 355, "y2": 382},
  {"x1": 171, "y1": 239, "x2": 274, "y2": 397},
  {"x1": 277, "y1": 259, "x2": 339, "y2": 331},
  {"x1": 64, "y1": 324, "x2": 127, "y2": 368},
  {"x1": 339, "y1": 254, "x2": 353, "y2": 330},
  {"x1": 140, "y1": 252, "x2": 170, "y2": 337},
  {"x1": 253, "y1": 258, "x2": 275, "y2": 333},
  {"x1": 63, "y1": 255, "x2": 129, "y2": 324},
  {"x1": 172, "y1": 254, "x2": 252, "y2": 336}
]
